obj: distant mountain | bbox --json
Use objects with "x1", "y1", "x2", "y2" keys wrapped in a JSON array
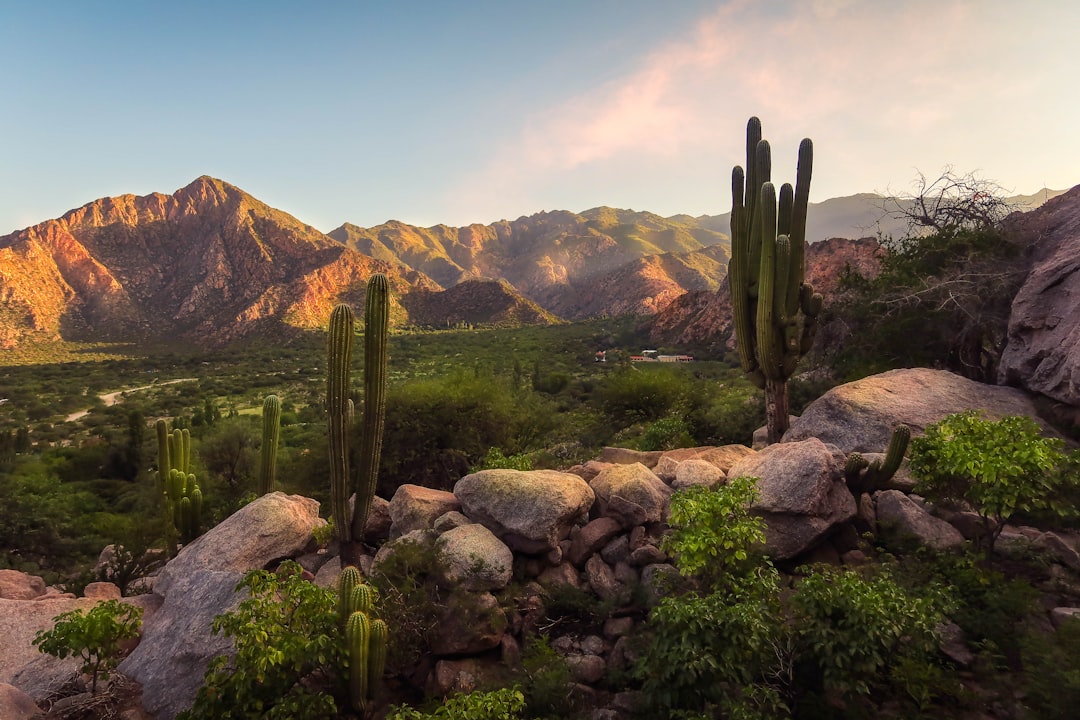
[
  {"x1": 328, "y1": 206, "x2": 730, "y2": 319},
  {"x1": 400, "y1": 278, "x2": 561, "y2": 328},
  {"x1": 688, "y1": 189, "x2": 1067, "y2": 244},
  {"x1": 0, "y1": 177, "x2": 435, "y2": 349}
]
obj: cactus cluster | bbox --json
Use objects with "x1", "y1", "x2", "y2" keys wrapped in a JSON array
[
  {"x1": 155, "y1": 419, "x2": 202, "y2": 544},
  {"x1": 327, "y1": 274, "x2": 391, "y2": 554},
  {"x1": 258, "y1": 394, "x2": 281, "y2": 495},
  {"x1": 845, "y1": 425, "x2": 911, "y2": 494},
  {"x1": 338, "y1": 566, "x2": 388, "y2": 713},
  {"x1": 729, "y1": 117, "x2": 823, "y2": 444}
]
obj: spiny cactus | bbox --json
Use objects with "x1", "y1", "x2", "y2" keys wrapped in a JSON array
[
  {"x1": 259, "y1": 395, "x2": 281, "y2": 495},
  {"x1": 351, "y1": 274, "x2": 390, "y2": 544},
  {"x1": 729, "y1": 116, "x2": 822, "y2": 444},
  {"x1": 846, "y1": 425, "x2": 911, "y2": 494},
  {"x1": 346, "y1": 611, "x2": 371, "y2": 711},
  {"x1": 367, "y1": 617, "x2": 388, "y2": 701},
  {"x1": 155, "y1": 419, "x2": 170, "y2": 491},
  {"x1": 338, "y1": 565, "x2": 362, "y2": 625},
  {"x1": 327, "y1": 303, "x2": 355, "y2": 544}
]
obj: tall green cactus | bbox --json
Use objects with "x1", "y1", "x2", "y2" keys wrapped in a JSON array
[
  {"x1": 327, "y1": 303, "x2": 355, "y2": 545},
  {"x1": 155, "y1": 419, "x2": 170, "y2": 492},
  {"x1": 339, "y1": 572, "x2": 388, "y2": 713},
  {"x1": 351, "y1": 274, "x2": 390, "y2": 544},
  {"x1": 327, "y1": 274, "x2": 391, "y2": 568},
  {"x1": 259, "y1": 394, "x2": 281, "y2": 495},
  {"x1": 156, "y1": 419, "x2": 203, "y2": 545},
  {"x1": 729, "y1": 116, "x2": 822, "y2": 444},
  {"x1": 346, "y1": 611, "x2": 371, "y2": 712}
]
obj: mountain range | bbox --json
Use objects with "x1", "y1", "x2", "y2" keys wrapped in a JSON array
[{"x1": 0, "y1": 177, "x2": 1065, "y2": 351}]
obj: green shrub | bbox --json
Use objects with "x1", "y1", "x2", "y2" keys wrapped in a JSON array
[
  {"x1": 387, "y1": 686, "x2": 526, "y2": 720},
  {"x1": 593, "y1": 366, "x2": 693, "y2": 427},
  {"x1": 33, "y1": 599, "x2": 143, "y2": 694},
  {"x1": 474, "y1": 447, "x2": 534, "y2": 472},
  {"x1": 910, "y1": 411, "x2": 1074, "y2": 555},
  {"x1": 1021, "y1": 617, "x2": 1080, "y2": 719},
  {"x1": 179, "y1": 562, "x2": 343, "y2": 719},
  {"x1": 635, "y1": 415, "x2": 694, "y2": 452},
  {"x1": 661, "y1": 477, "x2": 767, "y2": 589},
  {"x1": 790, "y1": 566, "x2": 950, "y2": 706}
]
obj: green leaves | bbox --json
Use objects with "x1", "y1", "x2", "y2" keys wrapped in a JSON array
[
  {"x1": 662, "y1": 476, "x2": 767, "y2": 588},
  {"x1": 910, "y1": 411, "x2": 1074, "y2": 553},
  {"x1": 387, "y1": 686, "x2": 526, "y2": 720},
  {"x1": 33, "y1": 599, "x2": 142, "y2": 694}
]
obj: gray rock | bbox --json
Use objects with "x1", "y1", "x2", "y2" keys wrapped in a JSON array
[
  {"x1": 566, "y1": 654, "x2": 607, "y2": 684},
  {"x1": 782, "y1": 367, "x2": 1054, "y2": 453},
  {"x1": 454, "y1": 469, "x2": 594, "y2": 554},
  {"x1": 590, "y1": 463, "x2": 672, "y2": 529},
  {"x1": 371, "y1": 529, "x2": 438, "y2": 575},
  {"x1": 652, "y1": 454, "x2": 681, "y2": 483},
  {"x1": 728, "y1": 438, "x2": 857, "y2": 560},
  {"x1": 436, "y1": 523, "x2": 513, "y2": 591},
  {"x1": 432, "y1": 510, "x2": 473, "y2": 534},
  {"x1": 999, "y1": 188, "x2": 1080, "y2": 405},
  {"x1": 1033, "y1": 531, "x2": 1080, "y2": 571},
  {"x1": 117, "y1": 492, "x2": 322, "y2": 720},
  {"x1": 431, "y1": 592, "x2": 506, "y2": 656},
  {"x1": 537, "y1": 562, "x2": 583, "y2": 591},
  {"x1": 1050, "y1": 607, "x2": 1080, "y2": 628},
  {"x1": 600, "y1": 534, "x2": 631, "y2": 565},
  {"x1": 568, "y1": 517, "x2": 623, "y2": 567},
  {"x1": 875, "y1": 490, "x2": 964, "y2": 552},
  {"x1": 672, "y1": 458, "x2": 725, "y2": 489},
  {"x1": 388, "y1": 484, "x2": 461, "y2": 537},
  {"x1": 600, "y1": 447, "x2": 663, "y2": 468},
  {"x1": 0, "y1": 571, "x2": 45, "y2": 601},
  {"x1": 0, "y1": 596, "x2": 96, "y2": 695},
  {"x1": 693, "y1": 444, "x2": 756, "y2": 473},
  {"x1": 585, "y1": 555, "x2": 623, "y2": 602},
  {"x1": 0, "y1": 682, "x2": 39, "y2": 720}
]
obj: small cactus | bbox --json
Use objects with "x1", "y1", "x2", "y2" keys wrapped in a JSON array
[
  {"x1": 338, "y1": 565, "x2": 362, "y2": 625},
  {"x1": 346, "y1": 611, "x2": 371, "y2": 712},
  {"x1": 846, "y1": 425, "x2": 911, "y2": 493},
  {"x1": 259, "y1": 395, "x2": 281, "y2": 495}
]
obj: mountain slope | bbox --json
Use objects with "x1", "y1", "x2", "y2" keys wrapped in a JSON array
[
  {"x1": 0, "y1": 177, "x2": 434, "y2": 348},
  {"x1": 329, "y1": 206, "x2": 730, "y2": 318},
  {"x1": 400, "y1": 279, "x2": 562, "y2": 328}
]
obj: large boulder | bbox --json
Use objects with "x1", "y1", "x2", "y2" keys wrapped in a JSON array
[
  {"x1": 454, "y1": 469, "x2": 594, "y2": 554},
  {"x1": 0, "y1": 596, "x2": 97, "y2": 695},
  {"x1": 728, "y1": 438, "x2": 856, "y2": 560},
  {"x1": 0, "y1": 571, "x2": 46, "y2": 601},
  {"x1": 117, "y1": 492, "x2": 322, "y2": 720},
  {"x1": 874, "y1": 490, "x2": 965, "y2": 552},
  {"x1": 0, "y1": 682, "x2": 39, "y2": 720},
  {"x1": 436, "y1": 524, "x2": 514, "y2": 591},
  {"x1": 782, "y1": 368, "x2": 1051, "y2": 454},
  {"x1": 589, "y1": 463, "x2": 672, "y2": 529},
  {"x1": 999, "y1": 186, "x2": 1080, "y2": 406},
  {"x1": 389, "y1": 484, "x2": 461, "y2": 537}
]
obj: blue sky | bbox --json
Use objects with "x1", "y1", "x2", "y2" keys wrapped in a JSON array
[{"x1": 2, "y1": 0, "x2": 1077, "y2": 235}]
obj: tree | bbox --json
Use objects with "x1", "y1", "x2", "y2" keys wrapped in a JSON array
[{"x1": 878, "y1": 166, "x2": 1017, "y2": 237}]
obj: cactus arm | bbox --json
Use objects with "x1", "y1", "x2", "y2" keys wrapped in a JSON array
[
  {"x1": 327, "y1": 304, "x2": 355, "y2": 544},
  {"x1": 368, "y1": 617, "x2": 388, "y2": 700},
  {"x1": 346, "y1": 611, "x2": 371, "y2": 711},
  {"x1": 351, "y1": 274, "x2": 390, "y2": 543},
  {"x1": 259, "y1": 395, "x2": 281, "y2": 495},
  {"x1": 338, "y1": 565, "x2": 362, "y2": 625},
  {"x1": 155, "y1": 419, "x2": 170, "y2": 489}
]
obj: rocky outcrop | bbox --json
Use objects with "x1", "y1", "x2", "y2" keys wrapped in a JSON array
[
  {"x1": 874, "y1": 490, "x2": 965, "y2": 551},
  {"x1": 0, "y1": 176, "x2": 436, "y2": 349},
  {"x1": 117, "y1": 492, "x2": 321, "y2": 720},
  {"x1": 389, "y1": 484, "x2": 461, "y2": 537},
  {"x1": 999, "y1": 184, "x2": 1080, "y2": 406},
  {"x1": 588, "y1": 463, "x2": 672, "y2": 529},
  {"x1": 728, "y1": 438, "x2": 857, "y2": 560},
  {"x1": 782, "y1": 367, "x2": 1054, "y2": 453},
  {"x1": 454, "y1": 469, "x2": 594, "y2": 554}
]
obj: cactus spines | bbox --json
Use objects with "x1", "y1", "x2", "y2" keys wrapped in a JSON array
[
  {"x1": 327, "y1": 303, "x2": 355, "y2": 544},
  {"x1": 863, "y1": 424, "x2": 911, "y2": 491},
  {"x1": 349, "y1": 583, "x2": 375, "y2": 617},
  {"x1": 155, "y1": 419, "x2": 170, "y2": 490},
  {"x1": 346, "y1": 611, "x2": 371, "y2": 711},
  {"x1": 351, "y1": 274, "x2": 390, "y2": 544},
  {"x1": 368, "y1": 617, "x2": 388, "y2": 699},
  {"x1": 338, "y1": 565, "x2": 362, "y2": 624},
  {"x1": 259, "y1": 395, "x2": 281, "y2": 495},
  {"x1": 729, "y1": 117, "x2": 818, "y2": 444},
  {"x1": 845, "y1": 452, "x2": 869, "y2": 490}
]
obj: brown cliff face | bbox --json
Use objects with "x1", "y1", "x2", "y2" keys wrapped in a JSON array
[
  {"x1": 0, "y1": 176, "x2": 434, "y2": 349},
  {"x1": 646, "y1": 237, "x2": 884, "y2": 352},
  {"x1": 329, "y1": 206, "x2": 731, "y2": 320},
  {"x1": 400, "y1": 279, "x2": 562, "y2": 328}
]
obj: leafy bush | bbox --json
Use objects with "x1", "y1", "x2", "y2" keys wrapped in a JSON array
[
  {"x1": 387, "y1": 686, "x2": 526, "y2": 720},
  {"x1": 33, "y1": 599, "x2": 143, "y2": 694},
  {"x1": 593, "y1": 366, "x2": 694, "y2": 427},
  {"x1": 1021, "y1": 617, "x2": 1080, "y2": 719},
  {"x1": 910, "y1": 411, "x2": 1074, "y2": 554},
  {"x1": 635, "y1": 415, "x2": 694, "y2": 452},
  {"x1": 474, "y1": 447, "x2": 534, "y2": 472},
  {"x1": 661, "y1": 477, "x2": 766, "y2": 589},
  {"x1": 790, "y1": 566, "x2": 950, "y2": 706},
  {"x1": 180, "y1": 562, "x2": 344, "y2": 719}
]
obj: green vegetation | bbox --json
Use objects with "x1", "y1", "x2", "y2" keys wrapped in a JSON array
[
  {"x1": 258, "y1": 394, "x2": 281, "y2": 495},
  {"x1": 33, "y1": 599, "x2": 143, "y2": 694},
  {"x1": 910, "y1": 411, "x2": 1078, "y2": 555},
  {"x1": 386, "y1": 687, "x2": 525, "y2": 720}
]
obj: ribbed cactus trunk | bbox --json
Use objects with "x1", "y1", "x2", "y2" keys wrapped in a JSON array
[
  {"x1": 351, "y1": 274, "x2": 390, "y2": 545},
  {"x1": 729, "y1": 117, "x2": 821, "y2": 445},
  {"x1": 327, "y1": 304, "x2": 354, "y2": 546},
  {"x1": 259, "y1": 395, "x2": 281, "y2": 495}
]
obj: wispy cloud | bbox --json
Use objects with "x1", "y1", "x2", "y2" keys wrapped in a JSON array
[{"x1": 451, "y1": 0, "x2": 1073, "y2": 220}]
